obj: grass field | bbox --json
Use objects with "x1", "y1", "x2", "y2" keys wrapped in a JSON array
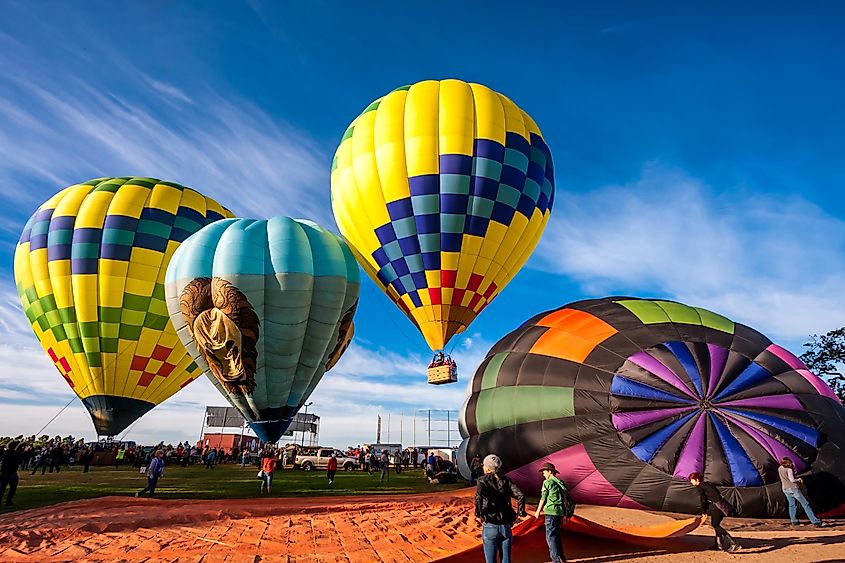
[{"x1": 0, "y1": 463, "x2": 466, "y2": 514}]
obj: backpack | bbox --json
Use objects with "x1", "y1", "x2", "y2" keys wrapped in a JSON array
[{"x1": 552, "y1": 478, "x2": 576, "y2": 519}]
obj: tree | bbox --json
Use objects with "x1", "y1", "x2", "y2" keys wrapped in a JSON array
[{"x1": 801, "y1": 327, "x2": 845, "y2": 403}]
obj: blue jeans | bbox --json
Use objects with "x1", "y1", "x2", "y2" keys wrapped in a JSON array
[
  {"x1": 784, "y1": 487, "x2": 820, "y2": 525},
  {"x1": 481, "y1": 523, "x2": 512, "y2": 563},
  {"x1": 545, "y1": 515, "x2": 565, "y2": 562},
  {"x1": 138, "y1": 476, "x2": 159, "y2": 497},
  {"x1": 262, "y1": 471, "x2": 274, "y2": 491}
]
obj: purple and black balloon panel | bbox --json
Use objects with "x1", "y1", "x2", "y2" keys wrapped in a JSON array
[{"x1": 458, "y1": 297, "x2": 845, "y2": 517}]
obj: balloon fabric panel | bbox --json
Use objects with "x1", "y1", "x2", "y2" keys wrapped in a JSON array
[
  {"x1": 456, "y1": 297, "x2": 845, "y2": 517},
  {"x1": 14, "y1": 177, "x2": 233, "y2": 435},
  {"x1": 331, "y1": 79, "x2": 554, "y2": 351}
]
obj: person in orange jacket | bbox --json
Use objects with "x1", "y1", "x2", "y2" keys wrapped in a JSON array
[
  {"x1": 327, "y1": 452, "x2": 338, "y2": 486},
  {"x1": 260, "y1": 450, "x2": 277, "y2": 494}
]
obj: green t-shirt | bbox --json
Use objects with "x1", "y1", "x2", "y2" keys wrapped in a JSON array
[{"x1": 540, "y1": 476, "x2": 567, "y2": 516}]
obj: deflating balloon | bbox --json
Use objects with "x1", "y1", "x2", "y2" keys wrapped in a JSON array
[
  {"x1": 165, "y1": 217, "x2": 360, "y2": 443},
  {"x1": 14, "y1": 177, "x2": 233, "y2": 436},
  {"x1": 331, "y1": 79, "x2": 555, "y2": 352},
  {"x1": 456, "y1": 297, "x2": 845, "y2": 518}
]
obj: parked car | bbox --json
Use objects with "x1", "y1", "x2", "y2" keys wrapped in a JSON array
[{"x1": 294, "y1": 447, "x2": 359, "y2": 471}]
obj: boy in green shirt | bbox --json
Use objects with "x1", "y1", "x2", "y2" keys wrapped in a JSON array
[{"x1": 533, "y1": 462, "x2": 567, "y2": 563}]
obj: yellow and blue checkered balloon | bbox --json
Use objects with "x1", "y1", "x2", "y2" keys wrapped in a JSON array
[
  {"x1": 331, "y1": 79, "x2": 555, "y2": 351},
  {"x1": 13, "y1": 177, "x2": 233, "y2": 436}
]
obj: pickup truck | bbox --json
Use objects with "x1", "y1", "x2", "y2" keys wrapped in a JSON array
[{"x1": 294, "y1": 447, "x2": 358, "y2": 472}]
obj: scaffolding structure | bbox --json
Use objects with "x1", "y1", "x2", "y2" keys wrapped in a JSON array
[
  {"x1": 200, "y1": 406, "x2": 319, "y2": 446},
  {"x1": 379, "y1": 409, "x2": 461, "y2": 448}
]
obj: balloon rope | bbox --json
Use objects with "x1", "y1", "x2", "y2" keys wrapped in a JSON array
[
  {"x1": 117, "y1": 418, "x2": 141, "y2": 442},
  {"x1": 33, "y1": 395, "x2": 79, "y2": 438},
  {"x1": 33, "y1": 338, "x2": 152, "y2": 437},
  {"x1": 365, "y1": 280, "x2": 429, "y2": 355}
]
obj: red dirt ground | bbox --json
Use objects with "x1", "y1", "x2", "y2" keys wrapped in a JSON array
[{"x1": 1, "y1": 489, "x2": 843, "y2": 562}]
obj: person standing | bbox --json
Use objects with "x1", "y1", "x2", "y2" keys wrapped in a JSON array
[
  {"x1": 533, "y1": 462, "x2": 569, "y2": 563},
  {"x1": 327, "y1": 452, "x2": 338, "y2": 486},
  {"x1": 114, "y1": 446, "x2": 125, "y2": 470},
  {"x1": 260, "y1": 451, "x2": 276, "y2": 494},
  {"x1": 81, "y1": 447, "x2": 92, "y2": 473},
  {"x1": 0, "y1": 441, "x2": 23, "y2": 507},
  {"x1": 136, "y1": 450, "x2": 165, "y2": 498},
  {"x1": 779, "y1": 457, "x2": 824, "y2": 526},
  {"x1": 49, "y1": 444, "x2": 63, "y2": 473},
  {"x1": 380, "y1": 450, "x2": 390, "y2": 483},
  {"x1": 689, "y1": 472, "x2": 739, "y2": 552},
  {"x1": 470, "y1": 454, "x2": 483, "y2": 485},
  {"x1": 205, "y1": 448, "x2": 216, "y2": 469},
  {"x1": 475, "y1": 454, "x2": 526, "y2": 563}
]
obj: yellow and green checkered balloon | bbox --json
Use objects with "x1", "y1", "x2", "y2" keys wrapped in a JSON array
[
  {"x1": 14, "y1": 177, "x2": 233, "y2": 436},
  {"x1": 331, "y1": 79, "x2": 555, "y2": 351}
]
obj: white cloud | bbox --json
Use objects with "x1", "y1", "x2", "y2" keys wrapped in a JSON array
[
  {"x1": 539, "y1": 164, "x2": 845, "y2": 343},
  {"x1": 0, "y1": 73, "x2": 332, "y2": 227}
]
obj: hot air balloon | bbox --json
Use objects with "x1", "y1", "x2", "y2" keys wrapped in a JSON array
[
  {"x1": 456, "y1": 297, "x2": 845, "y2": 518},
  {"x1": 330, "y1": 79, "x2": 555, "y2": 384},
  {"x1": 164, "y1": 217, "x2": 360, "y2": 443},
  {"x1": 14, "y1": 177, "x2": 233, "y2": 436}
]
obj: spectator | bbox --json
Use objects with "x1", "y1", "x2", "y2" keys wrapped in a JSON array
[
  {"x1": 136, "y1": 450, "x2": 165, "y2": 498},
  {"x1": 0, "y1": 441, "x2": 23, "y2": 507},
  {"x1": 380, "y1": 450, "x2": 390, "y2": 483},
  {"x1": 470, "y1": 454, "x2": 483, "y2": 485},
  {"x1": 327, "y1": 452, "x2": 338, "y2": 486},
  {"x1": 205, "y1": 448, "x2": 216, "y2": 469},
  {"x1": 260, "y1": 451, "x2": 276, "y2": 494},
  {"x1": 475, "y1": 454, "x2": 525, "y2": 563},
  {"x1": 114, "y1": 446, "x2": 125, "y2": 470}
]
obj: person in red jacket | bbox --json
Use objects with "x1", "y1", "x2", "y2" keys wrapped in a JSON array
[
  {"x1": 327, "y1": 452, "x2": 338, "y2": 486},
  {"x1": 260, "y1": 451, "x2": 277, "y2": 494}
]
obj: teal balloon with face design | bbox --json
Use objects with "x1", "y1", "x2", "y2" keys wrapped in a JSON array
[{"x1": 165, "y1": 217, "x2": 360, "y2": 442}]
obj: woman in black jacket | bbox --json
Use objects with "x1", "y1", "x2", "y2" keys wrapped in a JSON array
[
  {"x1": 689, "y1": 472, "x2": 739, "y2": 552},
  {"x1": 475, "y1": 454, "x2": 526, "y2": 563}
]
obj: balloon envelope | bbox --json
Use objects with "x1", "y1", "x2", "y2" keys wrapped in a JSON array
[
  {"x1": 14, "y1": 177, "x2": 233, "y2": 436},
  {"x1": 165, "y1": 217, "x2": 360, "y2": 443},
  {"x1": 331, "y1": 79, "x2": 554, "y2": 351},
  {"x1": 456, "y1": 297, "x2": 845, "y2": 518}
]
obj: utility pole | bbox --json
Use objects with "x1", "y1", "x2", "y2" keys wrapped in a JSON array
[{"x1": 428, "y1": 409, "x2": 432, "y2": 446}]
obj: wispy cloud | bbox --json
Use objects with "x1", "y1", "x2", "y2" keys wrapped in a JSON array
[
  {"x1": 0, "y1": 72, "x2": 332, "y2": 226},
  {"x1": 539, "y1": 164, "x2": 845, "y2": 343}
]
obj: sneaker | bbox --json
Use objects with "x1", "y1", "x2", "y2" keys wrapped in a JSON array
[
  {"x1": 814, "y1": 522, "x2": 826, "y2": 527},
  {"x1": 790, "y1": 520, "x2": 800, "y2": 525},
  {"x1": 134, "y1": 492, "x2": 140, "y2": 498},
  {"x1": 727, "y1": 543, "x2": 740, "y2": 553}
]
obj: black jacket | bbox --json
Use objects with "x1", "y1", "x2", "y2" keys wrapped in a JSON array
[
  {"x1": 0, "y1": 449, "x2": 22, "y2": 474},
  {"x1": 697, "y1": 482, "x2": 725, "y2": 512},
  {"x1": 475, "y1": 473, "x2": 526, "y2": 525}
]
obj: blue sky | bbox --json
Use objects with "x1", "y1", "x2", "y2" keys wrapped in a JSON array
[{"x1": 1, "y1": 1, "x2": 844, "y2": 446}]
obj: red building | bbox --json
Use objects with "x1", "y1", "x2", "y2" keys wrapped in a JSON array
[{"x1": 200, "y1": 432, "x2": 261, "y2": 451}]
